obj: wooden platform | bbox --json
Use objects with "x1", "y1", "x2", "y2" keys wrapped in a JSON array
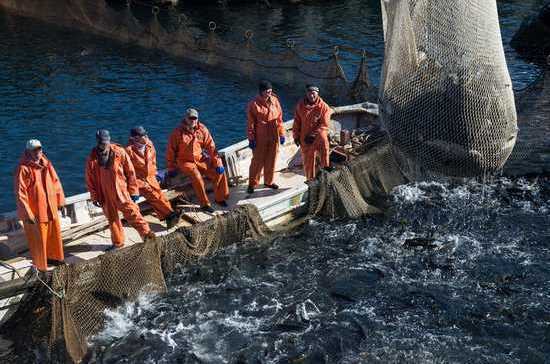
[{"x1": 0, "y1": 168, "x2": 307, "y2": 284}]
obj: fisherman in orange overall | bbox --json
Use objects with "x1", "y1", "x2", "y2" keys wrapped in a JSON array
[
  {"x1": 86, "y1": 129, "x2": 154, "y2": 250},
  {"x1": 293, "y1": 84, "x2": 333, "y2": 181},
  {"x1": 166, "y1": 108, "x2": 229, "y2": 213},
  {"x1": 246, "y1": 80, "x2": 286, "y2": 194},
  {"x1": 126, "y1": 126, "x2": 179, "y2": 228},
  {"x1": 14, "y1": 139, "x2": 65, "y2": 271}
]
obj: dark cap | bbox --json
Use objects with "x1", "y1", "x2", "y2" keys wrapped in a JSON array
[
  {"x1": 96, "y1": 129, "x2": 111, "y2": 143},
  {"x1": 306, "y1": 84, "x2": 320, "y2": 92},
  {"x1": 130, "y1": 126, "x2": 147, "y2": 137},
  {"x1": 258, "y1": 80, "x2": 273, "y2": 93}
]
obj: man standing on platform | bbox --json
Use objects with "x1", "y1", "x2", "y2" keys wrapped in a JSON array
[
  {"x1": 293, "y1": 84, "x2": 333, "y2": 181},
  {"x1": 15, "y1": 139, "x2": 65, "y2": 272},
  {"x1": 126, "y1": 126, "x2": 179, "y2": 229},
  {"x1": 166, "y1": 108, "x2": 229, "y2": 213},
  {"x1": 246, "y1": 80, "x2": 286, "y2": 194},
  {"x1": 86, "y1": 129, "x2": 154, "y2": 250}
]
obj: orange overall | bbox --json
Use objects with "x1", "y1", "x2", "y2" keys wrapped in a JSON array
[
  {"x1": 167, "y1": 122, "x2": 229, "y2": 206},
  {"x1": 247, "y1": 94, "x2": 285, "y2": 187},
  {"x1": 126, "y1": 139, "x2": 173, "y2": 220},
  {"x1": 85, "y1": 144, "x2": 151, "y2": 247},
  {"x1": 293, "y1": 97, "x2": 332, "y2": 181},
  {"x1": 15, "y1": 153, "x2": 65, "y2": 271}
]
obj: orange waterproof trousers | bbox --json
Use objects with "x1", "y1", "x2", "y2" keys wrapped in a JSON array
[
  {"x1": 139, "y1": 183, "x2": 173, "y2": 220},
  {"x1": 180, "y1": 161, "x2": 229, "y2": 206},
  {"x1": 24, "y1": 219, "x2": 63, "y2": 271},
  {"x1": 301, "y1": 136, "x2": 330, "y2": 181},
  {"x1": 102, "y1": 198, "x2": 151, "y2": 247},
  {"x1": 249, "y1": 136, "x2": 278, "y2": 187}
]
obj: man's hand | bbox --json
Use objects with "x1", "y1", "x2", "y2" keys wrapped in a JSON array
[
  {"x1": 279, "y1": 136, "x2": 286, "y2": 145},
  {"x1": 216, "y1": 166, "x2": 225, "y2": 175},
  {"x1": 92, "y1": 201, "x2": 102, "y2": 208},
  {"x1": 248, "y1": 140, "x2": 256, "y2": 150},
  {"x1": 304, "y1": 134, "x2": 316, "y2": 145},
  {"x1": 131, "y1": 195, "x2": 140, "y2": 203}
]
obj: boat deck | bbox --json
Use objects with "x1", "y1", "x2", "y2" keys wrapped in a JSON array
[{"x1": 0, "y1": 168, "x2": 307, "y2": 282}]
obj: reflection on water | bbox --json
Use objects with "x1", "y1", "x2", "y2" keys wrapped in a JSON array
[{"x1": 89, "y1": 178, "x2": 550, "y2": 363}]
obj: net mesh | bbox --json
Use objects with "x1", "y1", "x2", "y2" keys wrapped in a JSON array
[
  {"x1": 379, "y1": 0, "x2": 518, "y2": 178},
  {"x1": 307, "y1": 135, "x2": 407, "y2": 219},
  {"x1": 1, "y1": 0, "x2": 375, "y2": 104},
  {"x1": 0, "y1": 205, "x2": 271, "y2": 363}
]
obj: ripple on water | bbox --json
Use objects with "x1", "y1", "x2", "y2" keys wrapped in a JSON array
[{"x1": 84, "y1": 177, "x2": 550, "y2": 363}]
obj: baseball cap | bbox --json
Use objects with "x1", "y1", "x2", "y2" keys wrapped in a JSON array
[
  {"x1": 130, "y1": 126, "x2": 147, "y2": 137},
  {"x1": 186, "y1": 108, "x2": 199, "y2": 119},
  {"x1": 95, "y1": 129, "x2": 111, "y2": 143},
  {"x1": 306, "y1": 84, "x2": 320, "y2": 92},
  {"x1": 26, "y1": 139, "x2": 42, "y2": 150}
]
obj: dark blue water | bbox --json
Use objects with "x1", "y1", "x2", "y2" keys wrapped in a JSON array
[{"x1": 0, "y1": 0, "x2": 541, "y2": 213}]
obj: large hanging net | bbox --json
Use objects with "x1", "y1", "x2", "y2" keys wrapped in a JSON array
[{"x1": 379, "y1": 0, "x2": 518, "y2": 178}]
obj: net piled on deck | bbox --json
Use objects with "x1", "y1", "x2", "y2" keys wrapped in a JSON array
[
  {"x1": 1, "y1": 0, "x2": 374, "y2": 104},
  {"x1": 307, "y1": 136, "x2": 407, "y2": 219},
  {"x1": 379, "y1": 0, "x2": 518, "y2": 178},
  {"x1": 0, "y1": 205, "x2": 271, "y2": 363}
]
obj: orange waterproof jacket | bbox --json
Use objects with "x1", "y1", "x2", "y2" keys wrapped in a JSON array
[
  {"x1": 125, "y1": 139, "x2": 159, "y2": 189},
  {"x1": 292, "y1": 96, "x2": 332, "y2": 144},
  {"x1": 166, "y1": 122, "x2": 223, "y2": 171},
  {"x1": 247, "y1": 94, "x2": 285, "y2": 142},
  {"x1": 14, "y1": 153, "x2": 65, "y2": 222},
  {"x1": 85, "y1": 144, "x2": 139, "y2": 204}
]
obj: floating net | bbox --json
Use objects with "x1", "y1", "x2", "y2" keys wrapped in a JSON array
[
  {"x1": 1, "y1": 0, "x2": 375, "y2": 104},
  {"x1": 379, "y1": 0, "x2": 518, "y2": 178},
  {"x1": 0, "y1": 205, "x2": 271, "y2": 363}
]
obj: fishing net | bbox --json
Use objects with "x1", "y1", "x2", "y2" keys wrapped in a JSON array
[
  {"x1": 0, "y1": 0, "x2": 375, "y2": 104},
  {"x1": 379, "y1": 0, "x2": 518, "y2": 178},
  {"x1": 308, "y1": 135, "x2": 407, "y2": 219},
  {"x1": 0, "y1": 205, "x2": 271, "y2": 363}
]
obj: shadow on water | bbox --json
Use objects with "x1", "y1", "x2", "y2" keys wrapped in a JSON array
[{"x1": 86, "y1": 177, "x2": 550, "y2": 363}]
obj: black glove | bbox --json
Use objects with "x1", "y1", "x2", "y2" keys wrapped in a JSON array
[{"x1": 294, "y1": 139, "x2": 301, "y2": 147}]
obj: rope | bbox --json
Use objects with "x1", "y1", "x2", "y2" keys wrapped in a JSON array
[
  {"x1": 33, "y1": 267, "x2": 64, "y2": 299},
  {"x1": 0, "y1": 261, "x2": 22, "y2": 279}
]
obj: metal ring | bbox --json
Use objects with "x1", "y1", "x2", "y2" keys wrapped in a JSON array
[
  {"x1": 244, "y1": 30, "x2": 253, "y2": 40},
  {"x1": 152, "y1": 6, "x2": 160, "y2": 15},
  {"x1": 209, "y1": 21, "x2": 217, "y2": 32}
]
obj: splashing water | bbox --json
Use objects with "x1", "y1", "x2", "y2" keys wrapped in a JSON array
[{"x1": 88, "y1": 178, "x2": 550, "y2": 363}]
